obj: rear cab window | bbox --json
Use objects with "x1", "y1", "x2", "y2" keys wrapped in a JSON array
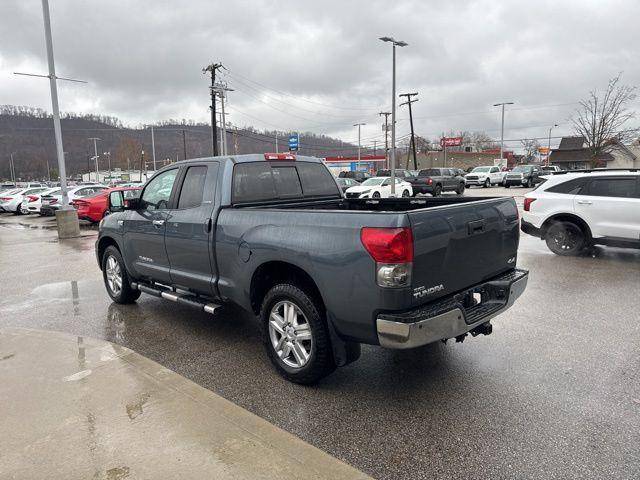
[{"x1": 232, "y1": 161, "x2": 340, "y2": 204}]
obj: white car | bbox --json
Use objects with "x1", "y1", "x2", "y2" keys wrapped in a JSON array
[
  {"x1": 344, "y1": 176, "x2": 413, "y2": 199},
  {"x1": 0, "y1": 187, "x2": 50, "y2": 215},
  {"x1": 521, "y1": 170, "x2": 640, "y2": 255},
  {"x1": 39, "y1": 185, "x2": 108, "y2": 216},
  {"x1": 20, "y1": 187, "x2": 60, "y2": 214},
  {"x1": 464, "y1": 166, "x2": 505, "y2": 187}
]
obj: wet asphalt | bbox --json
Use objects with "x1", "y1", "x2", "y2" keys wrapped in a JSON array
[{"x1": 1, "y1": 201, "x2": 639, "y2": 480}]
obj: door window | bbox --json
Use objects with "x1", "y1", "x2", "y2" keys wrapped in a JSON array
[
  {"x1": 490, "y1": 167, "x2": 499, "y2": 173},
  {"x1": 140, "y1": 169, "x2": 178, "y2": 210},
  {"x1": 586, "y1": 177, "x2": 638, "y2": 198},
  {"x1": 177, "y1": 166, "x2": 208, "y2": 209}
]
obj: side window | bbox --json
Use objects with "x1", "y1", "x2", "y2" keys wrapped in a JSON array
[
  {"x1": 586, "y1": 177, "x2": 638, "y2": 198},
  {"x1": 140, "y1": 169, "x2": 178, "y2": 210},
  {"x1": 546, "y1": 178, "x2": 587, "y2": 195},
  {"x1": 272, "y1": 167, "x2": 302, "y2": 197},
  {"x1": 381, "y1": 179, "x2": 391, "y2": 186},
  {"x1": 177, "y1": 166, "x2": 208, "y2": 209},
  {"x1": 490, "y1": 167, "x2": 499, "y2": 173}
]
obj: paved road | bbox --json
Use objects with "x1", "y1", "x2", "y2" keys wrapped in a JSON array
[{"x1": 1, "y1": 211, "x2": 639, "y2": 479}]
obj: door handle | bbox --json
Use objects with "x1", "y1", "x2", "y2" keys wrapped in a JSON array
[
  {"x1": 577, "y1": 200, "x2": 592, "y2": 205},
  {"x1": 152, "y1": 219, "x2": 165, "y2": 228}
]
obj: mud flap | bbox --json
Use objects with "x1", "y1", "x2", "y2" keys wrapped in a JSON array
[{"x1": 326, "y1": 312, "x2": 361, "y2": 367}]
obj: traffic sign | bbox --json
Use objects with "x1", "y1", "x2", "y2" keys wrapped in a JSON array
[{"x1": 288, "y1": 133, "x2": 299, "y2": 152}]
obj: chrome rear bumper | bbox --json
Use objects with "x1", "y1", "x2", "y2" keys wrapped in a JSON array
[{"x1": 376, "y1": 269, "x2": 528, "y2": 349}]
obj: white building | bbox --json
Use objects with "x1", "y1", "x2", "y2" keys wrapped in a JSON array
[{"x1": 81, "y1": 168, "x2": 154, "y2": 184}]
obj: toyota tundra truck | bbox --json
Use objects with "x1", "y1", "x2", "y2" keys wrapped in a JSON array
[{"x1": 96, "y1": 153, "x2": 528, "y2": 384}]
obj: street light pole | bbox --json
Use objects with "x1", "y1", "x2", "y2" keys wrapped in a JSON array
[
  {"x1": 104, "y1": 151, "x2": 111, "y2": 183},
  {"x1": 353, "y1": 123, "x2": 365, "y2": 169},
  {"x1": 493, "y1": 102, "x2": 514, "y2": 160},
  {"x1": 150, "y1": 125, "x2": 156, "y2": 171},
  {"x1": 547, "y1": 124, "x2": 558, "y2": 166},
  {"x1": 380, "y1": 36, "x2": 408, "y2": 197},
  {"x1": 89, "y1": 137, "x2": 100, "y2": 182}
]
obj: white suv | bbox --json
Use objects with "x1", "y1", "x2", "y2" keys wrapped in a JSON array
[
  {"x1": 521, "y1": 170, "x2": 640, "y2": 255},
  {"x1": 464, "y1": 166, "x2": 505, "y2": 187}
]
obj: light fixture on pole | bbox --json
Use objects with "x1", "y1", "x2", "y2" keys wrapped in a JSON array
[
  {"x1": 547, "y1": 124, "x2": 558, "y2": 166},
  {"x1": 493, "y1": 101, "x2": 514, "y2": 160},
  {"x1": 353, "y1": 123, "x2": 366, "y2": 169},
  {"x1": 380, "y1": 36, "x2": 408, "y2": 197}
]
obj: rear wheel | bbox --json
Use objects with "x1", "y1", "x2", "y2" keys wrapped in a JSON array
[
  {"x1": 102, "y1": 246, "x2": 141, "y2": 303},
  {"x1": 13, "y1": 204, "x2": 22, "y2": 215},
  {"x1": 504, "y1": 184, "x2": 511, "y2": 188},
  {"x1": 432, "y1": 184, "x2": 442, "y2": 196},
  {"x1": 402, "y1": 189, "x2": 410, "y2": 197},
  {"x1": 544, "y1": 221, "x2": 586, "y2": 256},
  {"x1": 261, "y1": 284, "x2": 335, "y2": 384}
]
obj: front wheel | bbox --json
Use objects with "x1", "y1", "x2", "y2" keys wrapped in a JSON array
[
  {"x1": 483, "y1": 178, "x2": 491, "y2": 188},
  {"x1": 544, "y1": 221, "x2": 586, "y2": 256},
  {"x1": 456, "y1": 183, "x2": 465, "y2": 195},
  {"x1": 372, "y1": 191, "x2": 381, "y2": 198},
  {"x1": 504, "y1": 184, "x2": 511, "y2": 188},
  {"x1": 526, "y1": 178, "x2": 533, "y2": 188},
  {"x1": 261, "y1": 284, "x2": 335, "y2": 384},
  {"x1": 102, "y1": 246, "x2": 141, "y2": 303}
]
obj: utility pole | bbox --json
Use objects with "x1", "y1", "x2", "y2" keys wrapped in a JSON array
[
  {"x1": 373, "y1": 140, "x2": 377, "y2": 156},
  {"x1": 103, "y1": 151, "x2": 111, "y2": 183},
  {"x1": 379, "y1": 37, "x2": 408, "y2": 196},
  {"x1": 547, "y1": 124, "x2": 558, "y2": 166},
  {"x1": 203, "y1": 62, "x2": 224, "y2": 156},
  {"x1": 9, "y1": 153, "x2": 16, "y2": 185},
  {"x1": 275, "y1": 131, "x2": 279, "y2": 153},
  {"x1": 379, "y1": 111, "x2": 391, "y2": 169},
  {"x1": 88, "y1": 137, "x2": 100, "y2": 182},
  {"x1": 493, "y1": 102, "x2": 514, "y2": 160},
  {"x1": 400, "y1": 92, "x2": 419, "y2": 170},
  {"x1": 150, "y1": 125, "x2": 157, "y2": 171},
  {"x1": 212, "y1": 83, "x2": 233, "y2": 156},
  {"x1": 354, "y1": 123, "x2": 366, "y2": 169},
  {"x1": 140, "y1": 145, "x2": 145, "y2": 181},
  {"x1": 182, "y1": 129, "x2": 187, "y2": 160}
]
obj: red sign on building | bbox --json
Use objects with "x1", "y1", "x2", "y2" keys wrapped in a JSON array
[{"x1": 440, "y1": 137, "x2": 464, "y2": 147}]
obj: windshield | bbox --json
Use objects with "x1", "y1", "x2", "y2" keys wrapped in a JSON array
[
  {"x1": 512, "y1": 166, "x2": 531, "y2": 173},
  {"x1": 360, "y1": 178, "x2": 386, "y2": 186},
  {"x1": 472, "y1": 167, "x2": 491, "y2": 173}
]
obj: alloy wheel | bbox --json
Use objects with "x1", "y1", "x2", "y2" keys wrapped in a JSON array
[
  {"x1": 105, "y1": 255, "x2": 123, "y2": 296},
  {"x1": 268, "y1": 300, "x2": 313, "y2": 369}
]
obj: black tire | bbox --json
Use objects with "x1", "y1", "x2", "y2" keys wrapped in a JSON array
[
  {"x1": 504, "y1": 184, "x2": 511, "y2": 189},
  {"x1": 101, "y1": 245, "x2": 141, "y2": 303},
  {"x1": 526, "y1": 178, "x2": 533, "y2": 188},
  {"x1": 483, "y1": 178, "x2": 491, "y2": 188},
  {"x1": 544, "y1": 221, "x2": 586, "y2": 256},
  {"x1": 372, "y1": 191, "x2": 381, "y2": 198},
  {"x1": 260, "y1": 283, "x2": 335, "y2": 385},
  {"x1": 13, "y1": 204, "x2": 22, "y2": 215},
  {"x1": 432, "y1": 184, "x2": 442, "y2": 196},
  {"x1": 402, "y1": 189, "x2": 410, "y2": 197},
  {"x1": 456, "y1": 183, "x2": 465, "y2": 195}
]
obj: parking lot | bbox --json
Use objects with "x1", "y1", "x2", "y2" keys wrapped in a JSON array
[{"x1": 1, "y1": 195, "x2": 638, "y2": 480}]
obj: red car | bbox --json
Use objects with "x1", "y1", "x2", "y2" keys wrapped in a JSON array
[{"x1": 72, "y1": 187, "x2": 141, "y2": 223}]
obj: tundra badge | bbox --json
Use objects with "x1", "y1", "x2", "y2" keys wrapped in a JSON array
[{"x1": 413, "y1": 284, "x2": 445, "y2": 298}]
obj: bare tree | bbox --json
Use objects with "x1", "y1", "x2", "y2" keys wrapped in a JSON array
[
  {"x1": 520, "y1": 138, "x2": 541, "y2": 162},
  {"x1": 572, "y1": 74, "x2": 637, "y2": 165}
]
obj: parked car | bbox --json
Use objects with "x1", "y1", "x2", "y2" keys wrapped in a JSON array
[
  {"x1": 335, "y1": 177, "x2": 360, "y2": 193},
  {"x1": 504, "y1": 165, "x2": 543, "y2": 188},
  {"x1": 338, "y1": 170, "x2": 372, "y2": 183},
  {"x1": 0, "y1": 187, "x2": 49, "y2": 215},
  {"x1": 1, "y1": 183, "x2": 17, "y2": 193},
  {"x1": 407, "y1": 168, "x2": 466, "y2": 196},
  {"x1": 96, "y1": 153, "x2": 528, "y2": 384},
  {"x1": 540, "y1": 165, "x2": 563, "y2": 174},
  {"x1": 72, "y1": 187, "x2": 141, "y2": 223},
  {"x1": 40, "y1": 185, "x2": 108, "y2": 216},
  {"x1": 375, "y1": 169, "x2": 415, "y2": 180},
  {"x1": 20, "y1": 187, "x2": 60, "y2": 214},
  {"x1": 464, "y1": 166, "x2": 505, "y2": 187},
  {"x1": 344, "y1": 176, "x2": 413, "y2": 198},
  {"x1": 521, "y1": 170, "x2": 640, "y2": 255}
]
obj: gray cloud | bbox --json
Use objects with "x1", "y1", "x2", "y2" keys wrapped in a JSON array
[{"x1": 1, "y1": 0, "x2": 638, "y2": 149}]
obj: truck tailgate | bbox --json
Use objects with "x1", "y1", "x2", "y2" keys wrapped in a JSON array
[{"x1": 408, "y1": 197, "x2": 519, "y2": 305}]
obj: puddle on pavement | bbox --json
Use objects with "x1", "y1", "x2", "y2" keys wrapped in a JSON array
[{"x1": 0, "y1": 280, "x2": 103, "y2": 314}]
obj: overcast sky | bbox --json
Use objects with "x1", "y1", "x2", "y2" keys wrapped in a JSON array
[{"x1": 1, "y1": 0, "x2": 639, "y2": 150}]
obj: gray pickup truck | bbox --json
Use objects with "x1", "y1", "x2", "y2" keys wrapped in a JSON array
[{"x1": 96, "y1": 153, "x2": 528, "y2": 384}]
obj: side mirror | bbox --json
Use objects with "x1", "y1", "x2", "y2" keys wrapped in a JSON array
[{"x1": 108, "y1": 191, "x2": 124, "y2": 213}]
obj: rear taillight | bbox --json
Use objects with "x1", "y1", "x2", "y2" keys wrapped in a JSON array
[
  {"x1": 361, "y1": 227, "x2": 413, "y2": 288},
  {"x1": 27, "y1": 195, "x2": 38, "y2": 203},
  {"x1": 523, "y1": 197, "x2": 536, "y2": 212},
  {"x1": 426, "y1": 178, "x2": 433, "y2": 185},
  {"x1": 50, "y1": 198, "x2": 58, "y2": 204},
  {"x1": 0, "y1": 197, "x2": 11, "y2": 201}
]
